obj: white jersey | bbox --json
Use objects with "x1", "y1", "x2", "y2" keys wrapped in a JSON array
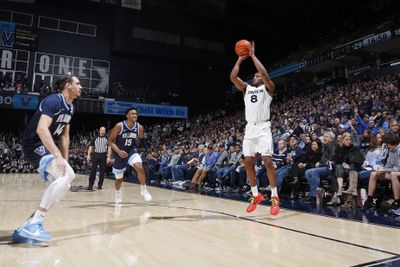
[{"x1": 244, "y1": 84, "x2": 272, "y2": 122}]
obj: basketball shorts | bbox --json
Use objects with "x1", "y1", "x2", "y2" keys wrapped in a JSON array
[
  {"x1": 112, "y1": 152, "x2": 142, "y2": 179},
  {"x1": 243, "y1": 121, "x2": 273, "y2": 157},
  {"x1": 22, "y1": 141, "x2": 51, "y2": 168},
  {"x1": 23, "y1": 141, "x2": 53, "y2": 181}
]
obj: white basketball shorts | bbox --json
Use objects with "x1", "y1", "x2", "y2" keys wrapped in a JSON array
[{"x1": 243, "y1": 121, "x2": 273, "y2": 157}]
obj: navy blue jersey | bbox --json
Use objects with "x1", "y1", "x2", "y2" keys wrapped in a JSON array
[
  {"x1": 24, "y1": 93, "x2": 74, "y2": 143},
  {"x1": 112, "y1": 121, "x2": 140, "y2": 170},
  {"x1": 22, "y1": 93, "x2": 74, "y2": 167},
  {"x1": 114, "y1": 121, "x2": 140, "y2": 155}
]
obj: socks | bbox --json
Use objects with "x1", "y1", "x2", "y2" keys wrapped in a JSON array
[
  {"x1": 251, "y1": 186, "x2": 258, "y2": 197},
  {"x1": 271, "y1": 187, "x2": 278, "y2": 197},
  {"x1": 140, "y1": 184, "x2": 147, "y2": 191},
  {"x1": 29, "y1": 209, "x2": 46, "y2": 224}
]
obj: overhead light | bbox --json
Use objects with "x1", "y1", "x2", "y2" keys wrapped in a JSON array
[{"x1": 390, "y1": 61, "x2": 400, "y2": 67}]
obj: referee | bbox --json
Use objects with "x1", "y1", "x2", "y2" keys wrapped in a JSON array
[{"x1": 87, "y1": 126, "x2": 110, "y2": 190}]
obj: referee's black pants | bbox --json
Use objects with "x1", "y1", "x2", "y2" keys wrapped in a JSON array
[{"x1": 89, "y1": 153, "x2": 107, "y2": 188}]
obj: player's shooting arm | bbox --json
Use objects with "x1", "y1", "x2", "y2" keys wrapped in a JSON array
[
  {"x1": 230, "y1": 56, "x2": 248, "y2": 92},
  {"x1": 249, "y1": 42, "x2": 275, "y2": 95}
]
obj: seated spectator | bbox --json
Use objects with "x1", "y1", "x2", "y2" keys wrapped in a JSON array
[
  {"x1": 389, "y1": 119, "x2": 399, "y2": 140},
  {"x1": 256, "y1": 139, "x2": 288, "y2": 189},
  {"x1": 146, "y1": 150, "x2": 161, "y2": 182},
  {"x1": 160, "y1": 147, "x2": 180, "y2": 181},
  {"x1": 304, "y1": 131, "x2": 336, "y2": 203},
  {"x1": 158, "y1": 149, "x2": 170, "y2": 179},
  {"x1": 290, "y1": 140, "x2": 322, "y2": 194},
  {"x1": 292, "y1": 119, "x2": 304, "y2": 137},
  {"x1": 380, "y1": 111, "x2": 391, "y2": 132},
  {"x1": 362, "y1": 133, "x2": 400, "y2": 213},
  {"x1": 302, "y1": 134, "x2": 312, "y2": 152},
  {"x1": 275, "y1": 135, "x2": 305, "y2": 189},
  {"x1": 358, "y1": 133, "x2": 387, "y2": 183},
  {"x1": 171, "y1": 145, "x2": 200, "y2": 184},
  {"x1": 336, "y1": 134, "x2": 343, "y2": 147},
  {"x1": 190, "y1": 145, "x2": 218, "y2": 190},
  {"x1": 359, "y1": 129, "x2": 372, "y2": 155},
  {"x1": 333, "y1": 132, "x2": 365, "y2": 208},
  {"x1": 210, "y1": 144, "x2": 229, "y2": 186},
  {"x1": 355, "y1": 107, "x2": 379, "y2": 134},
  {"x1": 216, "y1": 144, "x2": 242, "y2": 188}
]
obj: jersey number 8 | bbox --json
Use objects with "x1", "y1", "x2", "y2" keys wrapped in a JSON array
[{"x1": 250, "y1": 95, "x2": 258, "y2": 103}]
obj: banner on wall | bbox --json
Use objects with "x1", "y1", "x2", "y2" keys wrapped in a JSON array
[
  {"x1": 12, "y1": 93, "x2": 39, "y2": 110},
  {"x1": 0, "y1": 92, "x2": 39, "y2": 110},
  {"x1": 104, "y1": 100, "x2": 188, "y2": 119},
  {"x1": 0, "y1": 21, "x2": 38, "y2": 51},
  {"x1": 14, "y1": 25, "x2": 39, "y2": 51},
  {"x1": 0, "y1": 21, "x2": 16, "y2": 48}
]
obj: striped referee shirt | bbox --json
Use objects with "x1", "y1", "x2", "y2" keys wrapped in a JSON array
[{"x1": 90, "y1": 136, "x2": 108, "y2": 153}]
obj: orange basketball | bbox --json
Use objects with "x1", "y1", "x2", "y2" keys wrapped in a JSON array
[{"x1": 235, "y1": 39, "x2": 251, "y2": 56}]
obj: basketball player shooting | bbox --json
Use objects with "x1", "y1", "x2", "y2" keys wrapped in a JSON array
[{"x1": 230, "y1": 41, "x2": 280, "y2": 216}]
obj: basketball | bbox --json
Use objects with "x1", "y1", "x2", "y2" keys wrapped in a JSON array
[{"x1": 235, "y1": 39, "x2": 251, "y2": 56}]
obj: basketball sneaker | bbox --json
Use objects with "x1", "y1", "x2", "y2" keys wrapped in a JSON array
[
  {"x1": 246, "y1": 194, "x2": 265, "y2": 213},
  {"x1": 18, "y1": 222, "x2": 52, "y2": 241},
  {"x1": 12, "y1": 228, "x2": 42, "y2": 244},
  {"x1": 115, "y1": 191, "x2": 122, "y2": 204},
  {"x1": 140, "y1": 188, "x2": 152, "y2": 202},
  {"x1": 270, "y1": 196, "x2": 280, "y2": 216}
]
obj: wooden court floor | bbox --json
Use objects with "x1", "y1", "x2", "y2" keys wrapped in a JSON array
[{"x1": 0, "y1": 173, "x2": 399, "y2": 267}]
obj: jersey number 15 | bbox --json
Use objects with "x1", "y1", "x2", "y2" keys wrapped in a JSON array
[{"x1": 125, "y1": 139, "x2": 132, "y2": 146}]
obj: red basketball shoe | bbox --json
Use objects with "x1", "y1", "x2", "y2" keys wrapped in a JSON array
[
  {"x1": 270, "y1": 196, "x2": 280, "y2": 216},
  {"x1": 246, "y1": 194, "x2": 265, "y2": 213}
]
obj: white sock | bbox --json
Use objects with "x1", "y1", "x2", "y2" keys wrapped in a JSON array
[
  {"x1": 29, "y1": 209, "x2": 46, "y2": 224},
  {"x1": 251, "y1": 186, "x2": 258, "y2": 197},
  {"x1": 140, "y1": 184, "x2": 147, "y2": 191},
  {"x1": 115, "y1": 189, "x2": 121, "y2": 194},
  {"x1": 271, "y1": 187, "x2": 278, "y2": 197}
]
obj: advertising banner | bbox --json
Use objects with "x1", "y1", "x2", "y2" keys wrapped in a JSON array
[{"x1": 104, "y1": 100, "x2": 188, "y2": 119}]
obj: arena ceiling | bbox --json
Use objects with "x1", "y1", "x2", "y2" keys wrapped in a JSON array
[{"x1": 8, "y1": 0, "x2": 400, "y2": 63}]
